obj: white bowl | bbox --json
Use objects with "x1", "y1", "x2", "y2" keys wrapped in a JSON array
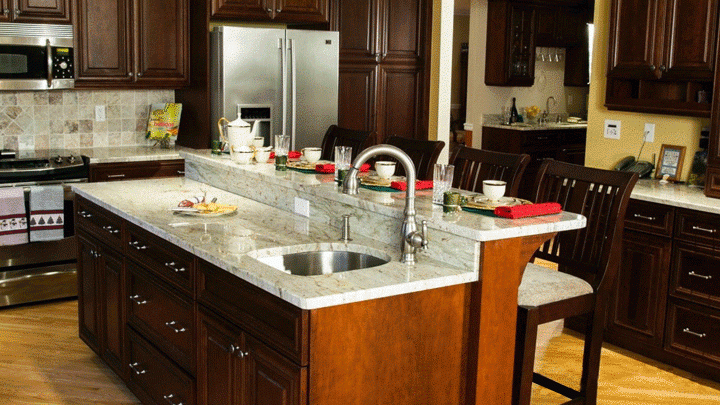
[
  {"x1": 375, "y1": 161, "x2": 397, "y2": 179},
  {"x1": 482, "y1": 180, "x2": 507, "y2": 201},
  {"x1": 302, "y1": 147, "x2": 322, "y2": 164},
  {"x1": 255, "y1": 149, "x2": 272, "y2": 163}
]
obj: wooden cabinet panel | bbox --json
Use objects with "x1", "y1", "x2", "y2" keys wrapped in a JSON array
[
  {"x1": 675, "y1": 208, "x2": 720, "y2": 246},
  {"x1": 665, "y1": 300, "x2": 720, "y2": 369},
  {"x1": 607, "y1": 0, "x2": 662, "y2": 79},
  {"x1": 337, "y1": 0, "x2": 377, "y2": 60},
  {"x1": 15, "y1": 0, "x2": 71, "y2": 23},
  {"x1": 607, "y1": 230, "x2": 671, "y2": 348},
  {"x1": 211, "y1": 0, "x2": 269, "y2": 20},
  {"x1": 624, "y1": 199, "x2": 675, "y2": 236},
  {"x1": 76, "y1": 196, "x2": 124, "y2": 248},
  {"x1": 378, "y1": 66, "x2": 421, "y2": 143},
  {"x1": 274, "y1": 0, "x2": 327, "y2": 23},
  {"x1": 670, "y1": 241, "x2": 720, "y2": 309},
  {"x1": 338, "y1": 65, "x2": 376, "y2": 133},
  {"x1": 0, "y1": 1, "x2": 10, "y2": 21},
  {"x1": 136, "y1": 0, "x2": 188, "y2": 86},
  {"x1": 197, "y1": 309, "x2": 244, "y2": 405},
  {"x1": 662, "y1": 0, "x2": 717, "y2": 80},
  {"x1": 211, "y1": 0, "x2": 327, "y2": 23},
  {"x1": 244, "y1": 334, "x2": 306, "y2": 405},
  {"x1": 381, "y1": 0, "x2": 422, "y2": 61},
  {"x1": 101, "y1": 247, "x2": 126, "y2": 378},
  {"x1": 88, "y1": 159, "x2": 185, "y2": 182},
  {"x1": 485, "y1": 1, "x2": 535, "y2": 86},
  {"x1": 78, "y1": 234, "x2": 101, "y2": 354}
]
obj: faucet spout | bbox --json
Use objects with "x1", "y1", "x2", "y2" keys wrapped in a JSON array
[{"x1": 341, "y1": 144, "x2": 426, "y2": 264}]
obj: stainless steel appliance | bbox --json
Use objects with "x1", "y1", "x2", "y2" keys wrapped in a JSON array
[
  {"x1": 0, "y1": 149, "x2": 88, "y2": 307},
  {"x1": 0, "y1": 22, "x2": 75, "y2": 91},
  {"x1": 211, "y1": 26, "x2": 338, "y2": 150}
]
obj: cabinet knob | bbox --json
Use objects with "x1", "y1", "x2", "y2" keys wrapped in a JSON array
[
  {"x1": 137, "y1": 72, "x2": 143, "y2": 77},
  {"x1": 649, "y1": 65, "x2": 656, "y2": 71},
  {"x1": 163, "y1": 394, "x2": 183, "y2": 405},
  {"x1": 266, "y1": 8, "x2": 271, "y2": 13},
  {"x1": 3, "y1": 9, "x2": 9, "y2": 16},
  {"x1": 14, "y1": 8, "x2": 19, "y2": 16},
  {"x1": 276, "y1": 8, "x2": 281, "y2": 12},
  {"x1": 128, "y1": 72, "x2": 133, "y2": 77},
  {"x1": 659, "y1": 65, "x2": 666, "y2": 72}
]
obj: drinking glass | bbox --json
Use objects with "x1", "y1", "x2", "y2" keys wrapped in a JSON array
[
  {"x1": 433, "y1": 163, "x2": 454, "y2": 205},
  {"x1": 334, "y1": 146, "x2": 352, "y2": 182},
  {"x1": 274, "y1": 135, "x2": 290, "y2": 171}
]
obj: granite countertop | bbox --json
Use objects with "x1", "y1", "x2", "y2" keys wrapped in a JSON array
[
  {"x1": 73, "y1": 145, "x2": 185, "y2": 164},
  {"x1": 482, "y1": 122, "x2": 588, "y2": 131},
  {"x1": 631, "y1": 179, "x2": 720, "y2": 214}
]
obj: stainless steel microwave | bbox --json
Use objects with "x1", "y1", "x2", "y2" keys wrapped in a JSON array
[{"x1": 0, "y1": 22, "x2": 74, "y2": 91}]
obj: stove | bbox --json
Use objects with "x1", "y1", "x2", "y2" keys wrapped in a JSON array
[{"x1": 0, "y1": 149, "x2": 89, "y2": 186}]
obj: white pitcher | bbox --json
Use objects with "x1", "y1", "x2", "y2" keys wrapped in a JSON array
[{"x1": 217, "y1": 116, "x2": 260, "y2": 154}]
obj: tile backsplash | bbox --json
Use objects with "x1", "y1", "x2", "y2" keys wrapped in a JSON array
[{"x1": 0, "y1": 89, "x2": 174, "y2": 151}]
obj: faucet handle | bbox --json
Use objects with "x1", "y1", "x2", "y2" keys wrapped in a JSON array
[
  {"x1": 420, "y1": 220, "x2": 429, "y2": 250},
  {"x1": 341, "y1": 214, "x2": 352, "y2": 243}
]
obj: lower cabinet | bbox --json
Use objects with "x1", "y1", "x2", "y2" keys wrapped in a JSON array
[{"x1": 89, "y1": 159, "x2": 185, "y2": 182}]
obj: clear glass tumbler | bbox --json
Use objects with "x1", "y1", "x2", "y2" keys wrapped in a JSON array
[
  {"x1": 275, "y1": 135, "x2": 290, "y2": 171},
  {"x1": 334, "y1": 146, "x2": 352, "y2": 182},
  {"x1": 433, "y1": 163, "x2": 454, "y2": 205}
]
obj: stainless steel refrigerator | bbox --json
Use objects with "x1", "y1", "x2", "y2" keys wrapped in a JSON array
[{"x1": 211, "y1": 26, "x2": 339, "y2": 150}]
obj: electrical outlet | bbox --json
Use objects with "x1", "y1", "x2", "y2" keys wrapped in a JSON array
[
  {"x1": 95, "y1": 105, "x2": 106, "y2": 122},
  {"x1": 604, "y1": 119, "x2": 621, "y2": 139},
  {"x1": 294, "y1": 197, "x2": 310, "y2": 218},
  {"x1": 644, "y1": 123, "x2": 655, "y2": 142}
]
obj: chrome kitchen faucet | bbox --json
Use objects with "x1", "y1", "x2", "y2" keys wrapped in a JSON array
[{"x1": 341, "y1": 145, "x2": 428, "y2": 264}]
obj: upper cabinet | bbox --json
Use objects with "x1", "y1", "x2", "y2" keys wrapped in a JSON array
[
  {"x1": 1, "y1": 0, "x2": 71, "y2": 23},
  {"x1": 606, "y1": 0, "x2": 718, "y2": 116},
  {"x1": 75, "y1": 0, "x2": 189, "y2": 89},
  {"x1": 485, "y1": 1, "x2": 535, "y2": 86},
  {"x1": 211, "y1": 0, "x2": 328, "y2": 24}
]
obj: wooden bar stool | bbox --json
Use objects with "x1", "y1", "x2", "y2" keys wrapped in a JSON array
[
  {"x1": 449, "y1": 146, "x2": 530, "y2": 197},
  {"x1": 385, "y1": 135, "x2": 445, "y2": 180},
  {"x1": 319, "y1": 125, "x2": 372, "y2": 161},
  {"x1": 513, "y1": 160, "x2": 638, "y2": 405}
]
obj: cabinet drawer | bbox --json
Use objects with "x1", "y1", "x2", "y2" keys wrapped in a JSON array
[
  {"x1": 670, "y1": 241, "x2": 720, "y2": 309},
  {"x1": 624, "y1": 199, "x2": 674, "y2": 236},
  {"x1": 127, "y1": 328, "x2": 195, "y2": 405},
  {"x1": 675, "y1": 208, "x2": 720, "y2": 245},
  {"x1": 197, "y1": 260, "x2": 309, "y2": 366},
  {"x1": 126, "y1": 222, "x2": 194, "y2": 294},
  {"x1": 128, "y1": 263, "x2": 195, "y2": 373},
  {"x1": 89, "y1": 159, "x2": 185, "y2": 182},
  {"x1": 76, "y1": 196, "x2": 124, "y2": 247},
  {"x1": 521, "y1": 132, "x2": 557, "y2": 147},
  {"x1": 560, "y1": 129, "x2": 586, "y2": 145},
  {"x1": 665, "y1": 300, "x2": 720, "y2": 366}
]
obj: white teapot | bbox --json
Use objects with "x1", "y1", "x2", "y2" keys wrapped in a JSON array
[{"x1": 217, "y1": 115, "x2": 260, "y2": 154}]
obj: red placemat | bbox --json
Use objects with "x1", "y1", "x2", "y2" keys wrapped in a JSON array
[
  {"x1": 390, "y1": 180, "x2": 433, "y2": 191},
  {"x1": 315, "y1": 163, "x2": 370, "y2": 174},
  {"x1": 494, "y1": 202, "x2": 562, "y2": 219}
]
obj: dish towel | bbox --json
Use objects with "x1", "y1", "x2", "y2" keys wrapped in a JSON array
[
  {"x1": 494, "y1": 202, "x2": 562, "y2": 219},
  {"x1": 315, "y1": 163, "x2": 370, "y2": 174},
  {"x1": 0, "y1": 187, "x2": 28, "y2": 246},
  {"x1": 390, "y1": 180, "x2": 434, "y2": 191},
  {"x1": 29, "y1": 186, "x2": 65, "y2": 242}
]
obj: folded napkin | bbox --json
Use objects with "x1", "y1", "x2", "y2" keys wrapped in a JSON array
[
  {"x1": 0, "y1": 187, "x2": 28, "y2": 246},
  {"x1": 29, "y1": 186, "x2": 65, "y2": 242},
  {"x1": 270, "y1": 151, "x2": 276, "y2": 159},
  {"x1": 494, "y1": 202, "x2": 562, "y2": 219},
  {"x1": 390, "y1": 180, "x2": 434, "y2": 191},
  {"x1": 288, "y1": 151, "x2": 301, "y2": 159},
  {"x1": 315, "y1": 163, "x2": 370, "y2": 174}
]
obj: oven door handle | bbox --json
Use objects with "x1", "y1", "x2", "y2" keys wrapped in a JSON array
[{"x1": 46, "y1": 40, "x2": 53, "y2": 89}]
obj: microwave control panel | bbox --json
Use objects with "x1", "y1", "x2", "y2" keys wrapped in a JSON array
[{"x1": 52, "y1": 47, "x2": 74, "y2": 79}]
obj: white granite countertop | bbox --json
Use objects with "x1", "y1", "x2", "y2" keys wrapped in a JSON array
[
  {"x1": 631, "y1": 179, "x2": 720, "y2": 214},
  {"x1": 72, "y1": 146, "x2": 184, "y2": 164},
  {"x1": 482, "y1": 122, "x2": 588, "y2": 131}
]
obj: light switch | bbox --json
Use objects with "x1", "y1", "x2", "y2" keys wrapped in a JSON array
[{"x1": 604, "y1": 119, "x2": 621, "y2": 139}]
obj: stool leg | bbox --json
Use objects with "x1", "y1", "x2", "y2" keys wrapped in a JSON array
[
  {"x1": 579, "y1": 307, "x2": 605, "y2": 405},
  {"x1": 513, "y1": 305, "x2": 540, "y2": 405}
]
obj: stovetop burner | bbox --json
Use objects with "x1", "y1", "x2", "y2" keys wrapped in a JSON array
[{"x1": 0, "y1": 149, "x2": 88, "y2": 185}]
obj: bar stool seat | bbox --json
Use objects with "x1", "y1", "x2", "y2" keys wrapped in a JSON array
[{"x1": 518, "y1": 263, "x2": 593, "y2": 307}]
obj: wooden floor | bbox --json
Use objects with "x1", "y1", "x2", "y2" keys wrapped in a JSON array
[{"x1": 1, "y1": 299, "x2": 719, "y2": 404}]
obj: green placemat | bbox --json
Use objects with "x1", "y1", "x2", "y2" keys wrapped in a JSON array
[
  {"x1": 461, "y1": 206, "x2": 499, "y2": 217},
  {"x1": 288, "y1": 167, "x2": 317, "y2": 174},
  {"x1": 360, "y1": 184, "x2": 401, "y2": 192}
]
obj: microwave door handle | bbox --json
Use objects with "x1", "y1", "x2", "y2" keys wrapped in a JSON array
[
  {"x1": 280, "y1": 37, "x2": 287, "y2": 140},
  {"x1": 46, "y1": 40, "x2": 53, "y2": 88},
  {"x1": 290, "y1": 38, "x2": 297, "y2": 150}
]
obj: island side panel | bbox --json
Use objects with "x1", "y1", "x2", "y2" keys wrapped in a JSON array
[
  {"x1": 308, "y1": 283, "x2": 472, "y2": 405},
  {"x1": 467, "y1": 233, "x2": 556, "y2": 404}
]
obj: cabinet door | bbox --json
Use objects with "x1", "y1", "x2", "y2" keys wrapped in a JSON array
[
  {"x1": 661, "y1": 0, "x2": 717, "y2": 80},
  {"x1": 0, "y1": 1, "x2": 10, "y2": 21},
  {"x1": 135, "y1": 0, "x2": 189, "y2": 86},
  {"x1": 555, "y1": 8, "x2": 587, "y2": 46},
  {"x1": 244, "y1": 334, "x2": 306, "y2": 405},
  {"x1": 380, "y1": 0, "x2": 424, "y2": 62},
  {"x1": 211, "y1": 0, "x2": 272, "y2": 20},
  {"x1": 338, "y1": 65, "x2": 376, "y2": 134},
  {"x1": 15, "y1": 0, "x2": 71, "y2": 23},
  {"x1": 75, "y1": 0, "x2": 134, "y2": 85},
  {"x1": 100, "y1": 245, "x2": 126, "y2": 379},
  {"x1": 507, "y1": 4, "x2": 534, "y2": 84},
  {"x1": 197, "y1": 310, "x2": 244, "y2": 405},
  {"x1": 78, "y1": 234, "x2": 101, "y2": 354},
  {"x1": 607, "y1": 0, "x2": 663, "y2": 79},
  {"x1": 377, "y1": 65, "x2": 422, "y2": 143},
  {"x1": 607, "y1": 230, "x2": 671, "y2": 348},
  {"x1": 274, "y1": 0, "x2": 328, "y2": 23},
  {"x1": 338, "y1": 0, "x2": 378, "y2": 60}
]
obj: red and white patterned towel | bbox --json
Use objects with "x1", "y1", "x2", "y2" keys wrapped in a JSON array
[
  {"x1": 29, "y1": 186, "x2": 64, "y2": 242},
  {"x1": 0, "y1": 187, "x2": 28, "y2": 246}
]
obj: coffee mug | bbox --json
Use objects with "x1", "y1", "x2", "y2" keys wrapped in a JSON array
[
  {"x1": 375, "y1": 161, "x2": 396, "y2": 179},
  {"x1": 302, "y1": 147, "x2": 322, "y2": 164},
  {"x1": 255, "y1": 148, "x2": 271, "y2": 163},
  {"x1": 482, "y1": 180, "x2": 507, "y2": 201},
  {"x1": 252, "y1": 137, "x2": 265, "y2": 148}
]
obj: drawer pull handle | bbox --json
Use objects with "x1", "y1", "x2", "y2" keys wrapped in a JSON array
[
  {"x1": 691, "y1": 225, "x2": 716, "y2": 234},
  {"x1": 163, "y1": 394, "x2": 184, "y2": 405},
  {"x1": 129, "y1": 295, "x2": 147, "y2": 305},
  {"x1": 177, "y1": 170, "x2": 185, "y2": 175},
  {"x1": 164, "y1": 262, "x2": 186, "y2": 273},
  {"x1": 688, "y1": 271, "x2": 712, "y2": 280},
  {"x1": 107, "y1": 174, "x2": 126, "y2": 178},
  {"x1": 682, "y1": 328, "x2": 706, "y2": 338},
  {"x1": 129, "y1": 241, "x2": 148, "y2": 250},
  {"x1": 633, "y1": 214, "x2": 656, "y2": 221},
  {"x1": 129, "y1": 362, "x2": 147, "y2": 375},
  {"x1": 102, "y1": 225, "x2": 119, "y2": 234},
  {"x1": 79, "y1": 211, "x2": 92, "y2": 218},
  {"x1": 165, "y1": 321, "x2": 186, "y2": 333},
  {"x1": 230, "y1": 344, "x2": 249, "y2": 358}
]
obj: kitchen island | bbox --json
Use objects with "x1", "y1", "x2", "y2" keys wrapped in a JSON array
[{"x1": 72, "y1": 152, "x2": 585, "y2": 405}]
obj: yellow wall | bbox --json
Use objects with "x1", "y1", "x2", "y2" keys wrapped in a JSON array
[{"x1": 586, "y1": 0, "x2": 710, "y2": 179}]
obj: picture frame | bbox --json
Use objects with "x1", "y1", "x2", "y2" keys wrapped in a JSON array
[{"x1": 655, "y1": 144, "x2": 686, "y2": 182}]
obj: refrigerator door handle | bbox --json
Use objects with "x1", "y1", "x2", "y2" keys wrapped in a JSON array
[
  {"x1": 290, "y1": 38, "x2": 297, "y2": 150},
  {"x1": 279, "y1": 37, "x2": 287, "y2": 142}
]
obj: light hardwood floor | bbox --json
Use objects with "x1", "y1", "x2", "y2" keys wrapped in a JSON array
[{"x1": 1, "y1": 299, "x2": 719, "y2": 404}]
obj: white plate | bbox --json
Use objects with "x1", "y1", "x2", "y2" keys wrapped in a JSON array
[{"x1": 170, "y1": 205, "x2": 238, "y2": 217}]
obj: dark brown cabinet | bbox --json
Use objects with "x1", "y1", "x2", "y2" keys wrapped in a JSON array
[
  {"x1": 75, "y1": 0, "x2": 189, "y2": 88},
  {"x1": 335, "y1": 0, "x2": 430, "y2": 143},
  {"x1": 88, "y1": 159, "x2": 185, "y2": 182},
  {"x1": 605, "y1": 0, "x2": 717, "y2": 116},
  {"x1": 485, "y1": 1, "x2": 535, "y2": 87},
  {"x1": 0, "y1": 0, "x2": 71, "y2": 23},
  {"x1": 211, "y1": 0, "x2": 328, "y2": 23}
]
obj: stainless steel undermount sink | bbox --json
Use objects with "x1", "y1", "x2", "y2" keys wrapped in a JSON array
[{"x1": 251, "y1": 246, "x2": 391, "y2": 276}]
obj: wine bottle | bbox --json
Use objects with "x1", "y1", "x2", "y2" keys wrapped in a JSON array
[{"x1": 509, "y1": 97, "x2": 519, "y2": 124}]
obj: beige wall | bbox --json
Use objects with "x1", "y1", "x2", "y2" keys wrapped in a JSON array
[
  {"x1": 585, "y1": 0, "x2": 709, "y2": 179},
  {"x1": 451, "y1": 14, "x2": 470, "y2": 115}
]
